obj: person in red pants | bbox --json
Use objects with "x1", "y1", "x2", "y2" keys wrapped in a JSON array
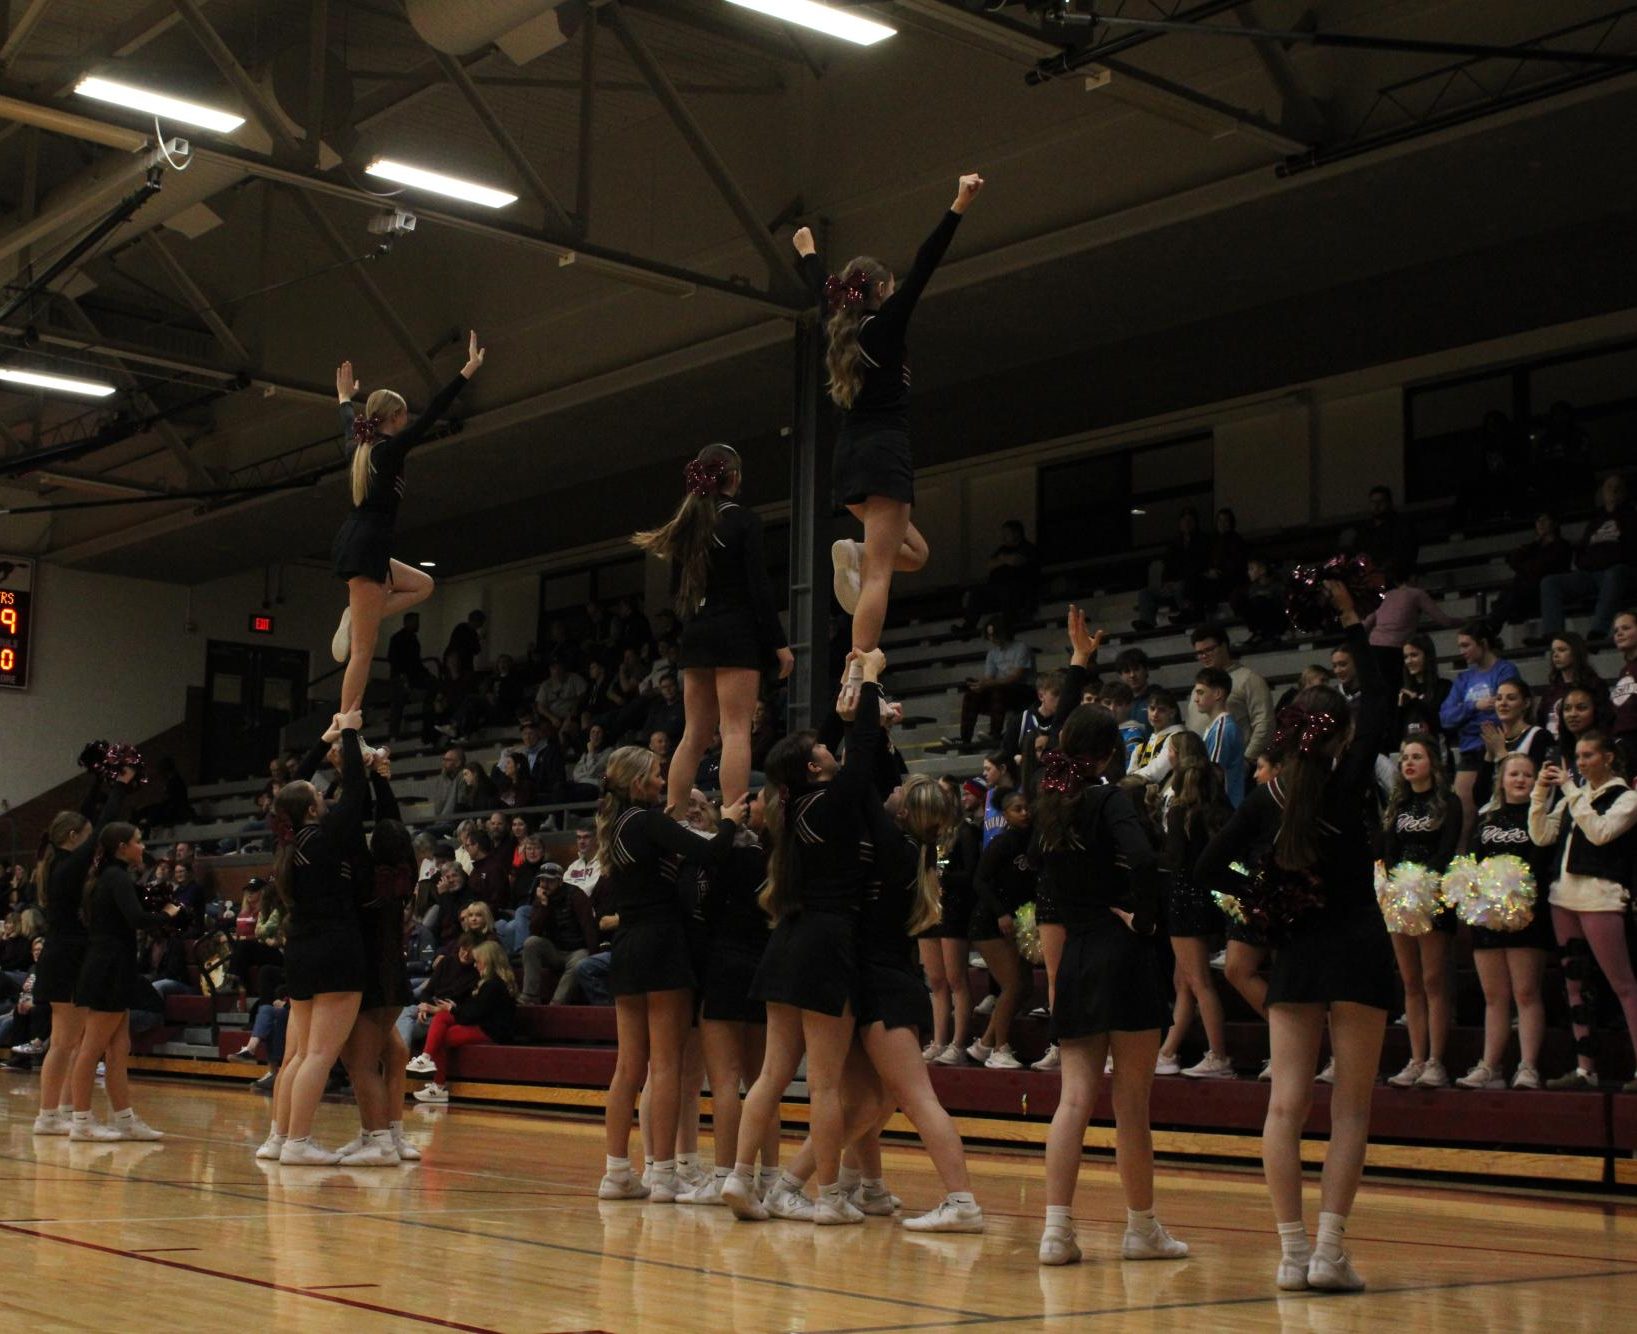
[{"x1": 410, "y1": 941, "x2": 517, "y2": 1104}]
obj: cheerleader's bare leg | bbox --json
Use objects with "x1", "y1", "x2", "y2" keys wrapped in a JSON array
[
  {"x1": 70, "y1": 1011, "x2": 126, "y2": 1113},
  {"x1": 341, "y1": 561, "x2": 433, "y2": 716},
  {"x1": 919, "y1": 940, "x2": 951, "y2": 1052},
  {"x1": 38, "y1": 1004, "x2": 87, "y2": 1114},
  {"x1": 859, "y1": 1022, "x2": 973, "y2": 1197},
  {"x1": 845, "y1": 499, "x2": 921, "y2": 655},
  {"x1": 712, "y1": 668, "x2": 762, "y2": 812},
  {"x1": 1505, "y1": 949, "x2": 1547, "y2": 1073},
  {"x1": 667, "y1": 669, "x2": 720, "y2": 816},
  {"x1": 941, "y1": 936, "x2": 973, "y2": 1048}
]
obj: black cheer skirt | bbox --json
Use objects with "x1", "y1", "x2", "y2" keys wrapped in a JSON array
[
  {"x1": 678, "y1": 607, "x2": 766, "y2": 673},
  {"x1": 918, "y1": 881, "x2": 973, "y2": 941},
  {"x1": 700, "y1": 939, "x2": 768, "y2": 1024},
  {"x1": 834, "y1": 427, "x2": 914, "y2": 509},
  {"x1": 1052, "y1": 919, "x2": 1169, "y2": 1041},
  {"x1": 359, "y1": 904, "x2": 414, "y2": 1011},
  {"x1": 283, "y1": 925, "x2": 369, "y2": 1001},
  {"x1": 1166, "y1": 876, "x2": 1224, "y2": 939},
  {"x1": 33, "y1": 934, "x2": 88, "y2": 1005},
  {"x1": 856, "y1": 955, "x2": 932, "y2": 1034},
  {"x1": 331, "y1": 510, "x2": 394, "y2": 583},
  {"x1": 1266, "y1": 906, "x2": 1396, "y2": 1011},
  {"x1": 752, "y1": 910, "x2": 859, "y2": 1017},
  {"x1": 1471, "y1": 906, "x2": 1557, "y2": 952},
  {"x1": 72, "y1": 940, "x2": 139, "y2": 1014},
  {"x1": 609, "y1": 919, "x2": 697, "y2": 997}
]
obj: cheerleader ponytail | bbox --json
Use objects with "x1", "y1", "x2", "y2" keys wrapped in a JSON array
[
  {"x1": 34, "y1": 811, "x2": 90, "y2": 911},
  {"x1": 898, "y1": 774, "x2": 956, "y2": 935},
  {"x1": 631, "y1": 443, "x2": 741, "y2": 616},
  {"x1": 758, "y1": 732, "x2": 820, "y2": 923},
  {"x1": 82, "y1": 822, "x2": 138, "y2": 919},
  {"x1": 350, "y1": 388, "x2": 407, "y2": 505},
  {"x1": 823, "y1": 256, "x2": 891, "y2": 409},
  {"x1": 595, "y1": 747, "x2": 656, "y2": 870}
]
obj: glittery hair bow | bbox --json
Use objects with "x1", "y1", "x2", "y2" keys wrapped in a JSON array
[
  {"x1": 1038, "y1": 750, "x2": 1102, "y2": 797},
  {"x1": 1273, "y1": 705, "x2": 1344, "y2": 756},
  {"x1": 270, "y1": 813, "x2": 297, "y2": 847},
  {"x1": 351, "y1": 413, "x2": 381, "y2": 448},
  {"x1": 824, "y1": 268, "x2": 871, "y2": 315},
  {"x1": 684, "y1": 455, "x2": 729, "y2": 496}
]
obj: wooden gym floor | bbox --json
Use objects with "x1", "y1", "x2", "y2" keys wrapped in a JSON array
[{"x1": 2, "y1": 1076, "x2": 1634, "y2": 1332}]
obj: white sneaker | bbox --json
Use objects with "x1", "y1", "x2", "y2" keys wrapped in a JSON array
[
  {"x1": 766, "y1": 1183, "x2": 815, "y2": 1221},
  {"x1": 1122, "y1": 1221, "x2": 1189, "y2": 1260},
  {"x1": 647, "y1": 1169, "x2": 680, "y2": 1203},
  {"x1": 1181, "y1": 1051, "x2": 1235, "y2": 1080},
  {"x1": 813, "y1": 1188, "x2": 864, "y2": 1226},
  {"x1": 1031, "y1": 1045, "x2": 1060, "y2": 1072},
  {"x1": 1413, "y1": 1058, "x2": 1450, "y2": 1089},
  {"x1": 111, "y1": 1113, "x2": 164, "y2": 1141},
  {"x1": 1039, "y1": 1227, "x2": 1081, "y2": 1266},
  {"x1": 1154, "y1": 1052, "x2": 1181, "y2": 1076},
  {"x1": 933, "y1": 1042, "x2": 968, "y2": 1067},
  {"x1": 922, "y1": 1040, "x2": 942, "y2": 1062},
  {"x1": 722, "y1": 1173, "x2": 768, "y2": 1220},
  {"x1": 597, "y1": 1172, "x2": 650, "y2": 1200},
  {"x1": 974, "y1": 995, "x2": 998, "y2": 1016},
  {"x1": 1104, "y1": 1054, "x2": 1114, "y2": 1075},
  {"x1": 334, "y1": 1132, "x2": 369, "y2": 1159},
  {"x1": 1454, "y1": 1061, "x2": 1504, "y2": 1090},
  {"x1": 1208, "y1": 950, "x2": 1227, "y2": 971},
  {"x1": 330, "y1": 605, "x2": 352, "y2": 663},
  {"x1": 405, "y1": 1053, "x2": 437, "y2": 1076},
  {"x1": 965, "y1": 1039, "x2": 994, "y2": 1064},
  {"x1": 903, "y1": 1198, "x2": 985, "y2": 1233},
  {"x1": 255, "y1": 1132, "x2": 287, "y2": 1161},
  {"x1": 279, "y1": 1138, "x2": 342, "y2": 1166},
  {"x1": 853, "y1": 1182, "x2": 899, "y2": 1216},
  {"x1": 1307, "y1": 1250, "x2": 1366, "y2": 1292},
  {"x1": 32, "y1": 1112, "x2": 68, "y2": 1136},
  {"x1": 1276, "y1": 1256, "x2": 1312, "y2": 1291},
  {"x1": 830, "y1": 539, "x2": 863, "y2": 614},
  {"x1": 340, "y1": 1133, "x2": 400, "y2": 1167},
  {"x1": 679, "y1": 1172, "x2": 727, "y2": 1205},
  {"x1": 1511, "y1": 1063, "x2": 1541, "y2": 1091},
  {"x1": 676, "y1": 1161, "x2": 709, "y2": 1193},
  {"x1": 413, "y1": 1083, "x2": 448, "y2": 1104},
  {"x1": 1316, "y1": 1058, "x2": 1339, "y2": 1085},
  {"x1": 68, "y1": 1118, "x2": 122, "y2": 1142},
  {"x1": 1257, "y1": 1058, "x2": 1274, "y2": 1082},
  {"x1": 984, "y1": 1045, "x2": 1022, "y2": 1070}
]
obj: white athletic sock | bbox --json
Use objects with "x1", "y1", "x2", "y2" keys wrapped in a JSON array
[
  {"x1": 71, "y1": 1110, "x2": 93, "y2": 1124},
  {"x1": 947, "y1": 1191, "x2": 977, "y2": 1207},
  {"x1": 1277, "y1": 1220, "x2": 1311, "y2": 1259},
  {"x1": 1045, "y1": 1204, "x2": 1072, "y2": 1230},
  {"x1": 389, "y1": 1120, "x2": 405, "y2": 1135},
  {"x1": 57, "y1": 1104, "x2": 73, "y2": 1118},
  {"x1": 270, "y1": 1123, "x2": 286, "y2": 1138},
  {"x1": 1126, "y1": 1207, "x2": 1157, "y2": 1231},
  {"x1": 756, "y1": 1165, "x2": 779, "y2": 1191},
  {"x1": 653, "y1": 1157, "x2": 677, "y2": 1176},
  {"x1": 112, "y1": 1107, "x2": 135, "y2": 1121},
  {"x1": 776, "y1": 1171, "x2": 806, "y2": 1194},
  {"x1": 605, "y1": 1155, "x2": 632, "y2": 1179},
  {"x1": 838, "y1": 1164, "x2": 862, "y2": 1191},
  {"x1": 732, "y1": 1161, "x2": 757, "y2": 1184},
  {"x1": 287, "y1": 1135, "x2": 309, "y2": 1146},
  {"x1": 676, "y1": 1151, "x2": 701, "y2": 1172},
  {"x1": 712, "y1": 1165, "x2": 731, "y2": 1180},
  {"x1": 1314, "y1": 1211, "x2": 1347, "y2": 1261}
]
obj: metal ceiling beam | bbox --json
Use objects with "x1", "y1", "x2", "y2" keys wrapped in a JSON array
[
  {"x1": 605, "y1": 2, "x2": 804, "y2": 300},
  {"x1": 1099, "y1": 54, "x2": 1310, "y2": 152},
  {"x1": 168, "y1": 0, "x2": 304, "y2": 157},
  {"x1": 349, "y1": 69, "x2": 781, "y2": 95},
  {"x1": 0, "y1": 0, "x2": 57, "y2": 75},
  {"x1": 283, "y1": 188, "x2": 440, "y2": 393},
  {"x1": 143, "y1": 230, "x2": 251, "y2": 366},
  {"x1": 429, "y1": 49, "x2": 579, "y2": 236},
  {"x1": 1233, "y1": 3, "x2": 1332, "y2": 142},
  {"x1": 577, "y1": 11, "x2": 599, "y2": 229},
  {"x1": 305, "y1": 0, "x2": 328, "y2": 167}
]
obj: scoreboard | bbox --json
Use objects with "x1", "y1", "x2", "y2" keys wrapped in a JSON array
[{"x1": 0, "y1": 556, "x2": 33, "y2": 691}]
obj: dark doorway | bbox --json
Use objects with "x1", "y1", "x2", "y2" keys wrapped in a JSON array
[{"x1": 202, "y1": 641, "x2": 310, "y2": 782}]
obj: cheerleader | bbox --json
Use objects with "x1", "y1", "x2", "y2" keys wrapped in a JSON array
[
  {"x1": 1153, "y1": 732, "x2": 1234, "y2": 1080},
  {"x1": 330, "y1": 333, "x2": 486, "y2": 716},
  {"x1": 67, "y1": 822, "x2": 181, "y2": 1140},
  {"x1": 1196, "y1": 583, "x2": 1394, "y2": 1293},
  {"x1": 1226, "y1": 750, "x2": 1282, "y2": 1082},
  {"x1": 1034, "y1": 610, "x2": 1185, "y2": 1267},
  {"x1": 920, "y1": 776, "x2": 977, "y2": 1065},
  {"x1": 1472, "y1": 678, "x2": 1550, "y2": 809},
  {"x1": 1456, "y1": 753, "x2": 1556, "y2": 1090},
  {"x1": 723, "y1": 650, "x2": 887, "y2": 1221},
  {"x1": 632, "y1": 443, "x2": 794, "y2": 815},
  {"x1": 30, "y1": 766, "x2": 136, "y2": 1136},
  {"x1": 260, "y1": 716, "x2": 370, "y2": 1166},
  {"x1": 964, "y1": 793, "x2": 1034, "y2": 1070},
  {"x1": 792, "y1": 176, "x2": 985, "y2": 689},
  {"x1": 597, "y1": 748, "x2": 743, "y2": 1202},
  {"x1": 1381, "y1": 735, "x2": 1461, "y2": 1089},
  {"x1": 1529, "y1": 730, "x2": 1637, "y2": 1091}
]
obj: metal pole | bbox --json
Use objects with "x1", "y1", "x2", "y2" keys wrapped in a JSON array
[
  {"x1": 576, "y1": 6, "x2": 599, "y2": 229},
  {"x1": 786, "y1": 314, "x2": 831, "y2": 735},
  {"x1": 305, "y1": 0, "x2": 329, "y2": 166}
]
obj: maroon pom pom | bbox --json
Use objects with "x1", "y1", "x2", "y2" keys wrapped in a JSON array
[{"x1": 1284, "y1": 552, "x2": 1385, "y2": 635}]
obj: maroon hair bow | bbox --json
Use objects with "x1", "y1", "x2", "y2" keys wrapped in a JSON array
[
  {"x1": 1272, "y1": 705, "x2": 1344, "y2": 756},
  {"x1": 351, "y1": 413, "x2": 381, "y2": 448},
  {"x1": 1039, "y1": 749, "x2": 1101, "y2": 797},
  {"x1": 684, "y1": 456, "x2": 728, "y2": 496},
  {"x1": 269, "y1": 813, "x2": 297, "y2": 847},
  {"x1": 824, "y1": 268, "x2": 871, "y2": 315}
]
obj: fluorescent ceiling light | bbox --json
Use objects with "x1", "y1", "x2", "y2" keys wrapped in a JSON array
[
  {"x1": 418, "y1": 561, "x2": 437, "y2": 569},
  {"x1": 0, "y1": 367, "x2": 117, "y2": 398},
  {"x1": 365, "y1": 158, "x2": 518, "y2": 209},
  {"x1": 74, "y1": 76, "x2": 245, "y2": 133},
  {"x1": 725, "y1": 0, "x2": 896, "y2": 46}
]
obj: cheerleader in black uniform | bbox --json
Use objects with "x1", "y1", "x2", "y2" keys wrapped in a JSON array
[
  {"x1": 919, "y1": 776, "x2": 978, "y2": 1064},
  {"x1": 596, "y1": 748, "x2": 743, "y2": 1203},
  {"x1": 68, "y1": 822, "x2": 181, "y2": 1141},
  {"x1": 1380, "y1": 735, "x2": 1461, "y2": 1089},
  {"x1": 792, "y1": 177, "x2": 984, "y2": 683},
  {"x1": 722, "y1": 649, "x2": 887, "y2": 1220},
  {"x1": 1196, "y1": 583, "x2": 1394, "y2": 1293},
  {"x1": 965, "y1": 793, "x2": 1034, "y2": 1070},
  {"x1": 30, "y1": 766, "x2": 136, "y2": 1136},
  {"x1": 263, "y1": 715, "x2": 370, "y2": 1166},
  {"x1": 633, "y1": 443, "x2": 794, "y2": 815},
  {"x1": 330, "y1": 333, "x2": 485, "y2": 717},
  {"x1": 1456, "y1": 753, "x2": 1556, "y2": 1090},
  {"x1": 1034, "y1": 612, "x2": 1185, "y2": 1267}
]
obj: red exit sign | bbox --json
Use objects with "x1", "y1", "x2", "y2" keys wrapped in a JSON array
[{"x1": 248, "y1": 613, "x2": 275, "y2": 635}]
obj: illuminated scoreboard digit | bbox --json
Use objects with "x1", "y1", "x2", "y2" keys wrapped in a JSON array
[{"x1": 0, "y1": 556, "x2": 34, "y2": 692}]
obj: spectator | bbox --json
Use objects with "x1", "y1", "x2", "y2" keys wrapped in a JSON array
[
  {"x1": 410, "y1": 940, "x2": 518, "y2": 1104},
  {"x1": 1538, "y1": 475, "x2": 1636, "y2": 642},
  {"x1": 1362, "y1": 562, "x2": 1459, "y2": 693},
  {"x1": 1354, "y1": 484, "x2": 1418, "y2": 575},
  {"x1": 427, "y1": 746, "x2": 466, "y2": 823},
  {"x1": 519, "y1": 864, "x2": 599, "y2": 1005},
  {"x1": 138, "y1": 756, "x2": 194, "y2": 830},
  {"x1": 646, "y1": 731, "x2": 672, "y2": 778},
  {"x1": 1018, "y1": 670, "x2": 1065, "y2": 766},
  {"x1": 510, "y1": 833, "x2": 547, "y2": 897},
  {"x1": 565, "y1": 723, "x2": 610, "y2": 801},
  {"x1": 1397, "y1": 632, "x2": 1453, "y2": 746},
  {"x1": 749, "y1": 696, "x2": 782, "y2": 773},
  {"x1": 611, "y1": 596, "x2": 653, "y2": 656},
  {"x1": 445, "y1": 609, "x2": 487, "y2": 678},
  {"x1": 515, "y1": 718, "x2": 566, "y2": 806},
  {"x1": 0, "y1": 937, "x2": 48, "y2": 1059},
  {"x1": 1115, "y1": 647, "x2": 1153, "y2": 721},
  {"x1": 1198, "y1": 507, "x2": 1248, "y2": 616},
  {"x1": 565, "y1": 875, "x2": 620, "y2": 1004},
  {"x1": 1537, "y1": 633, "x2": 1605, "y2": 741},
  {"x1": 1440, "y1": 621, "x2": 1523, "y2": 849},
  {"x1": 1132, "y1": 686, "x2": 1185, "y2": 785},
  {"x1": 1489, "y1": 513, "x2": 1573, "y2": 633},
  {"x1": 1191, "y1": 666, "x2": 1245, "y2": 807},
  {"x1": 1185, "y1": 624, "x2": 1272, "y2": 761},
  {"x1": 534, "y1": 658, "x2": 588, "y2": 726},
  {"x1": 453, "y1": 761, "x2": 501, "y2": 815},
  {"x1": 491, "y1": 751, "x2": 536, "y2": 810},
  {"x1": 630, "y1": 673, "x2": 684, "y2": 750},
  {"x1": 563, "y1": 824, "x2": 602, "y2": 897},
  {"x1": 464, "y1": 830, "x2": 511, "y2": 914},
  {"x1": 581, "y1": 659, "x2": 615, "y2": 726},
  {"x1": 1232, "y1": 556, "x2": 1288, "y2": 648},
  {"x1": 954, "y1": 519, "x2": 1042, "y2": 634},
  {"x1": 1473, "y1": 679, "x2": 1551, "y2": 809},
  {"x1": 1100, "y1": 680, "x2": 1146, "y2": 767},
  {"x1": 1331, "y1": 642, "x2": 1362, "y2": 707},
  {"x1": 1613, "y1": 609, "x2": 1637, "y2": 776},
  {"x1": 1133, "y1": 506, "x2": 1209, "y2": 631},
  {"x1": 484, "y1": 810, "x2": 516, "y2": 867},
  {"x1": 949, "y1": 613, "x2": 1036, "y2": 751},
  {"x1": 387, "y1": 611, "x2": 438, "y2": 742},
  {"x1": 640, "y1": 639, "x2": 679, "y2": 695}
]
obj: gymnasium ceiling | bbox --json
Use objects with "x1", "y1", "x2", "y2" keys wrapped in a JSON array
[{"x1": 0, "y1": 0, "x2": 1634, "y2": 582}]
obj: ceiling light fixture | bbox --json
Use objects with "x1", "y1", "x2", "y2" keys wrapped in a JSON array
[
  {"x1": 364, "y1": 158, "x2": 518, "y2": 209},
  {"x1": 1130, "y1": 507, "x2": 1147, "y2": 516},
  {"x1": 724, "y1": 0, "x2": 896, "y2": 46},
  {"x1": 0, "y1": 367, "x2": 117, "y2": 398},
  {"x1": 74, "y1": 76, "x2": 245, "y2": 133},
  {"x1": 418, "y1": 560, "x2": 437, "y2": 569}
]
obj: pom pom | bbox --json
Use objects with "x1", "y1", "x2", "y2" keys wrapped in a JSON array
[
  {"x1": 1378, "y1": 861, "x2": 1442, "y2": 935},
  {"x1": 1463, "y1": 854, "x2": 1537, "y2": 932},
  {"x1": 1439, "y1": 855, "x2": 1483, "y2": 923},
  {"x1": 1012, "y1": 901, "x2": 1042, "y2": 964},
  {"x1": 78, "y1": 740, "x2": 146, "y2": 785},
  {"x1": 1211, "y1": 891, "x2": 1247, "y2": 927},
  {"x1": 1221, "y1": 854, "x2": 1326, "y2": 943},
  {"x1": 1285, "y1": 552, "x2": 1387, "y2": 635}
]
